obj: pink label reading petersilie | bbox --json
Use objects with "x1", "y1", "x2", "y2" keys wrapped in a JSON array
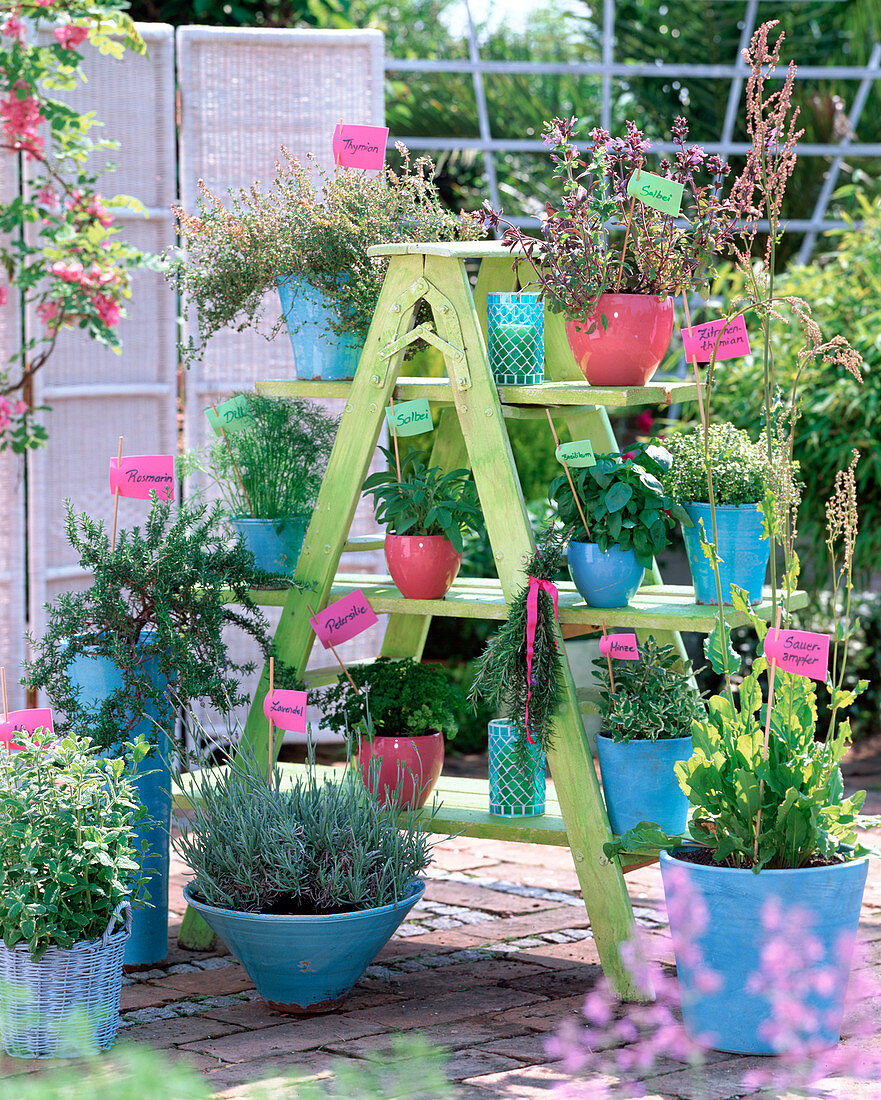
[
  {"x1": 599, "y1": 634, "x2": 640, "y2": 661},
  {"x1": 109, "y1": 455, "x2": 175, "y2": 501},
  {"x1": 263, "y1": 689, "x2": 308, "y2": 733},
  {"x1": 763, "y1": 629, "x2": 830, "y2": 681},
  {"x1": 309, "y1": 589, "x2": 379, "y2": 648},
  {"x1": 332, "y1": 124, "x2": 389, "y2": 169},
  {"x1": 682, "y1": 316, "x2": 750, "y2": 363}
]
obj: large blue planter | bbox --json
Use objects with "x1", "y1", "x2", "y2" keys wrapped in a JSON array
[
  {"x1": 183, "y1": 880, "x2": 424, "y2": 1012},
  {"x1": 230, "y1": 515, "x2": 308, "y2": 576},
  {"x1": 568, "y1": 542, "x2": 645, "y2": 608},
  {"x1": 277, "y1": 275, "x2": 364, "y2": 381},
  {"x1": 596, "y1": 734, "x2": 692, "y2": 835},
  {"x1": 67, "y1": 645, "x2": 172, "y2": 967},
  {"x1": 681, "y1": 502, "x2": 770, "y2": 606},
  {"x1": 660, "y1": 850, "x2": 868, "y2": 1054}
]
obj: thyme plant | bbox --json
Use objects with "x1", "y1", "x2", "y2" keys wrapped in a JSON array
[{"x1": 662, "y1": 423, "x2": 776, "y2": 507}]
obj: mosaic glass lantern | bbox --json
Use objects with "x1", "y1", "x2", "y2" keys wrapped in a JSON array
[
  {"x1": 488, "y1": 720, "x2": 546, "y2": 817},
  {"x1": 486, "y1": 293, "x2": 544, "y2": 385}
]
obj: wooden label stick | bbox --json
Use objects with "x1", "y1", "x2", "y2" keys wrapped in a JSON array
[
  {"x1": 267, "y1": 655, "x2": 275, "y2": 786},
  {"x1": 601, "y1": 620, "x2": 616, "y2": 695},
  {"x1": 307, "y1": 604, "x2": 362, "y2": 695},
  {"x1": 212, "y1": 402, "x2": 254, "y2": 517},
  {"x1": 680, "y1": 293, "x2": 709, "y2": 438},
  {"x1": 546, "y1": 411, "x2": 591, "y2": 539},
  {"x1": 753, "y1": 609, "x2": 782, "y2": 863},
  {"x1": 1, "y1": 667, "x2": 8, "y2": 722},
  {"x1": 615, "y1": 159, "x2": 641, "y2": 293},
  {"x1": 388, "y1": 394, "x2": 403, "y2": 483},
  {"x1": 111, "y1": 436, "x2": 123, "y2": 550}
]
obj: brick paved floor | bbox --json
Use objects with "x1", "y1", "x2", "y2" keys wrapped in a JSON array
[{"x1": 2, "y1": 828, "x2": 880, "y2": 1099}]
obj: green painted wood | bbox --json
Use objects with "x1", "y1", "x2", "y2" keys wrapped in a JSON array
[
  {"x1": 256, "y1": 376, "x2": 700, "y2": 410},
  {"x1": 177, "y1": 905, "x2": 217, "y2": 951}
]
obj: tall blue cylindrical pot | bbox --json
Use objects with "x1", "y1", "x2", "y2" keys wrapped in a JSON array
[
  {"x1": 277, "y1": 275, "x2": 364, "y2": 381},
  {"x1": 230, "y1": 515, "x2": 308, "y2": 576},
  {"x1": 488, "y1": 720, "x2": 546, "y2": 817},
  {"x1": 596, "y1": 734, "x2": 693, "y2": 835},
  {"x1": 660, "y1": 850, "x2": 868, "y2": 1054},
  {"x1": 680, "y1": 502, "x2": 770, "y2": 606},
  {"x1": 567, "y1": 542, "x2": 645, "y2": 608},
  {"x1": 67, "y1": 645, "x2": 172, "y2": 967}
]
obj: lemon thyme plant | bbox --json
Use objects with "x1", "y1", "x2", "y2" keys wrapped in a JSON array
[
  {"x1": 662, "y1": 422, "x2": 776, "y2": 507},
  {"x1": 0, "y1": 1, "x2": 149, "y2": 452},
  {"x1": 171, "y1": 144, "x2": 484, "y2": 362}
]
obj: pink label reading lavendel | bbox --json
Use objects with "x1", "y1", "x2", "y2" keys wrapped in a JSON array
[
  {"x1": 332, "y1": 124, "x2": 389, "y2": 170},
  {"x1": 109, "y1": 455, "x2": 175, "y2": 501},
  {"x1": 763, "y1": 629, "x2": 830, "y2": 681},
  {"x1": 309, "y1": 589, "x2": 379, "y2": 649},
  {"x1": 599, "y1": 634, "x2": 640, "y2": 661},
  {"x1": 263, "y1": 689, "x2": 308, "y2": 733},
  {"x1": 682, "y1": 316, "x2": 750, "y2": 363}
]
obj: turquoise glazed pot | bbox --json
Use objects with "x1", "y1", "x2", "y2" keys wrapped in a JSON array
[
  {"x1": 568, "y1": 542, "x2": 645, "y2": 608},
  {"x1": 488, "y1": 720, "x2": 546, "y2": 817},
  {"x1": 230, "y1": 516, "x2": 308, "y2": 576},
  {"x1": 596, "y1": 734, "x2": 692, "y2": 835},
  {"x1": 681, "y1": 502, "x2": 770, "y2": 605},
  {"x1": 277, "y1": 275, "x2": 364, "y2": 381},
  {"x1": 660, "y1": 850, "x2": 868, "y2": 1054},
  {"x1": 67, "y1": 643, "x2": 172, "y2": 967},
  {"x1": 183, "y1": 880, "x2": 424, "y2": 1013}
]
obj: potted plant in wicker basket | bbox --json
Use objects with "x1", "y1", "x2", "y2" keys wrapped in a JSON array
[
  {"x1": 24, "y1": 498, "x2": 274, "y2": 967},
  {"x1": 203, "y1": 392, "x2": 338, "y2": 576},
  {"x1": 0, "y1": 734, "x2": 147, "y2": 1059},
  {"x1": 477, "y1": 116, "x2": 740, "y2": 386},
  {"x1": 362, "y1": 447, "x2": 484, "y2": 600},
  {"x1": 321, "y1": 657, "x2": 464, "y2": 809},
  {"x1": 177, "y1": 750, "x2": 434, "y2": 1013},
  {"x1": 172, "y1": 145, "x2": 483, "y2": 380}
]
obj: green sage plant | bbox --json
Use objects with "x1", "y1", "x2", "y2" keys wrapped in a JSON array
[
  {"x1": 662, "y1": 422, "x2": 776, "y2": 507},
  {"x1": 0, "y1": 735, "x2": 148, "y2": 960},
  {"x1": 172, "y1": 144, "x2": 484, "y2": 361},
  {"x1": 593, "y1": 636, "x2": 704, "y2": 744},
  {"x1": 548, "y1": 444, "x2": 687, "y2": 570},
  {"x1": 362, "y1": 447, "x2": 483, "y2": 553},
  {"x1": 321, "y1": 657, "x2": 464, "y2": 744},
  {"x1": 25, "y1": 498, "x2": 276, "y2": 754},
  {"x1": 176, "y1": 748, "x2": 434, "y2": 913},
  {"x1": 205, "y1": 392, "x2": 338, "y2": 519}
]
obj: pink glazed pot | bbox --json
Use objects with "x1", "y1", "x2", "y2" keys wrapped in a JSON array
[
  {"x1": 385, "y1": 534, "x2": 462, "y2": 599},
  {"x1": 358, "y1": 732, "x2": 445, "y2": 809},
  {"x1": 566, "y1": 293, "x2": 674, "y2": 386}
]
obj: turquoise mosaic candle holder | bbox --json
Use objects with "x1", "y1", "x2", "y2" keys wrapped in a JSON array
[
  {"x1": 486, "y1": 293, "x2": 544, "y2": 385},
  {"x1": 488, "y1": 720, "x2": 546, "y2": 817}
]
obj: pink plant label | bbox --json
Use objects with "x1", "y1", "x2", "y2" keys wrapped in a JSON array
[
  {"x1": 599, "y1": 633, "x2": 640, "y2": 661},
  {"x1": 263, "y1": 689, "x2": 308, "y2": 732},
  {"x1": 763, "y1": 628, "x2": 830, "y2": 680},
  {"x1": 7, "y1": 708, "x2": 54, "y2": 737},
  {"x1": 109, "y1": 455, "x2": 175, "y2": 501},
  {"x1": 682, "y1": 316, "x2": 751, "y2": 362},
  {"x1": 332, "y1": 124, "x2": 389, "y2": 170},
  {"x1": 309, "y1": 589, "x2": 379, "y2": 648}
]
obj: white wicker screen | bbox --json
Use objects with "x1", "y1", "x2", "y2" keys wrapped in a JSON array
[
  {"x1": 27, "y1": 25, "x2": 178, "y2": 648},
  {"x1": 0, "y1": 153, "x2": 27, "y2": 709},
  {"x1": 177, "y1": 28, "x2": 388, "y2": 737}
]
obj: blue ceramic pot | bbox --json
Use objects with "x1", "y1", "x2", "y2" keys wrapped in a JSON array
[
  {"x1": 660, "y1": 850, "x2": 868, "y2": 1054},
  {"x1": 567, "y1": 542, "x2": 645, "y2": 608},
  {"x1": 183, "y1": 880, "x2": 424, "y2": 1012},
  {"x1": 67, "y1": 642, "x2": 172, "y2": 967},
  {"x1": 277, "y1": 275, "x2": 364, "y2": 381},
  {"x1": 596, "y1": 734, "x2": 692, "y2": 835},
  {"x1": 681, "y1": 502, "x2": 770, "y2": 606},
  {"x1": 230, "y1": 516, "x2": 308, "y2": 576}
]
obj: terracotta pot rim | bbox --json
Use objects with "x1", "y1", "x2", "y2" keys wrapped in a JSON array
[
  {"x1": 386, "y1": 533, "x2": 458, "y2": 545},
  {"x1": 363, "y1": 730, "x2": 444, "y2": 741}
]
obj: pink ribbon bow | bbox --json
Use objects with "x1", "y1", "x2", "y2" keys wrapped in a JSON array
[{"x1": 524, "y1": 576, "x2": 559, "y2": 744}]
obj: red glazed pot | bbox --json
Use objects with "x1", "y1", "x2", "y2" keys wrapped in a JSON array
[
  {"x1": 565, "y1": 293, "x2": 674, "y2": 386},
  {"x1": 385, "y1": 534, "x2": 462, "y2": 599},
  {"x1": 358, "y1": 731, "x2": 445, "y2": 810}
]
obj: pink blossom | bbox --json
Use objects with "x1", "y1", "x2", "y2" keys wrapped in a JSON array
[
  {"x1": 13, "y1": 400, "x2": 27, "y2": 416},
  {"x1": 1, "y1": 80, "x2": 46, "y2": 160},
  {"x1": 635, "y1": 410, "x2": 654, "y2": 433},
  {"x1": 54, "y1": 24, "x2": 89, "y2": 50},
  {"x1": 37, "y1": 186, "x2": 59, "y2": 209},
  {"x1": 0, "y1": 398, "x2": 11, "y2": 431},
  {"x1": 2, "y1": 11, "x2": 26, "y2": 44},
  {"x1": 36, "y1": 301, "x2": 61, "y2": 328},
  {"x1": 92, "y1": 292, "x2": 120, "y2": 327},
  {"x1": 86, "y1": 195, "x2": 113, "y2": 228},
  {"x1": 0, "y1": 286, "x2": 7, "y2": 307}
]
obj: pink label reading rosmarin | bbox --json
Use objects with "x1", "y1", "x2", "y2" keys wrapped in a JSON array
[
  {"x1": 263, "y1": 689, "x2": 308, "y2": 733},
  {"x1": 682, "y1": 316, "x2": 751, "y2": 363},
  {"x1": 599, "y1": 634, "x2": 640, "y2": 661},
  {"x1": 763, "y1": 629, "x2": 830, "y2": 680},
  {"x1": 309, "y1": 589, "x2": 379, "y2": 648},
  {"x1": 109, "y1": 455, "x2": 175, "y2": 501},
  {"x1": 332, "y1": 124, "x2": 389, "y2": 170}
]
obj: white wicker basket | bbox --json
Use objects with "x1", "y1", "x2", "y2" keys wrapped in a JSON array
[{"x1": 0, "y1": 901, "x2": 132, "y2": 1059}]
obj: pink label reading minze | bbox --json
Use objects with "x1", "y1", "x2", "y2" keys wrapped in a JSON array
[{"x1": 599, "y1": 634, "x2": 640, "y2": 661}]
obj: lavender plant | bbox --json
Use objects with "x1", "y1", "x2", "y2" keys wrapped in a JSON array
[{"x1": 476, "y1": 116, "x2": 740, "y2": 327}]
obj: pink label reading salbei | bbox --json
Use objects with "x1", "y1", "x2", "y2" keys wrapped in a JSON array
[
  {"x1": 263, "y1": 689, "x2": 308, "y2": 733},
  {"x1": 309, "y1": 589, "x2": 379, "y2": 648},
  {"x1": 763, "y1": 628, "x2": 830, "y2": 680},
  {"x1": 109, "y1": 455, "x2": 175, "y2": 501}
]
